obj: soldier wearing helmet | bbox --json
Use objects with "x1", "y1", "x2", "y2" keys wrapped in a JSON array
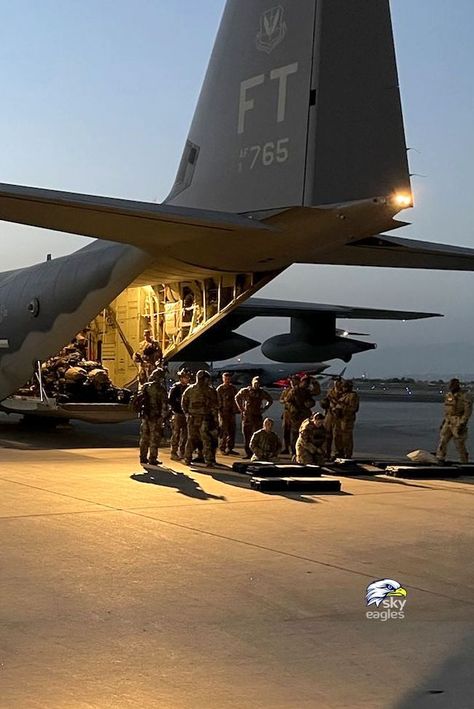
[
  {"x1": 279, "y1": 374, "x2": 300, "y2": 454},
  {"x1": 134, "y1": 329, "x2": 163, "y2": 378},
  {"x1": 338, "y1": 380, "x2": 360, "y2": 458},
  {"x1": 182, "y1": 370, "x2": 219, "y2": 466},
  {"x1": 437, "y1": 378, "x2": 472, "y2": 464},
  {"x1": 168, "y1": 368, "x2": 191, "y2": 461},
  {"x1": 138, "y1": 367, "x2": 169, "y2": 466},
  {"x1": 284, "y1": 375, "x2": 318, "y2": 453},
  {"x1": 321, "y1": 377, "x2": 345, "y2": 459}
]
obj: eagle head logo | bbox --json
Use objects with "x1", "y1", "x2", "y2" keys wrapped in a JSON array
[{"x1": 366, "y1": 579, "x2": 407, "y2": 607}]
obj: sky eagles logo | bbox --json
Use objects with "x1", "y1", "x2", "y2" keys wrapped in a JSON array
[
  {"x1": 366, "y1": 579, "x2": 407, "y2": 607},
  {"x1": 365, "y1": 579, "x2": 408, "y2": 621},
  {"x1": 256, "y1": 6, "x2": 287, "y2": 54}
]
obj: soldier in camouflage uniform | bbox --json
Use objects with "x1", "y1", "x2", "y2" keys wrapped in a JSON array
[
  {"x1": 295, "y1": 413, "x2": 327, "y2": 466},
  {"x1": 285, "y1": 375, "x2": 316, "y2": 453},
  {"x1": 321, "y1": 377, "x2": 344, "y2": 459},
  {"x1": 280, "y1": 375, "x2": 299, "y2": 454},
  {"x1": 339, "y1": 380, "x2": 360, "y2": 458},
  {"x1": 135, "y1": 353, "x2": 149, "y2": 389},
  {"x1": 216, "y1": 372, "x2": 239, "y2": 455},
  {"x1": 182, "y1": 370, "x2": 219, "y2": 467},
  {"x1": 235, "y1": 376, "x2": 273, "y2": 458},
  {"x1": 134, "y1": 329, "x2": 163, "y2": 377},
  {"x1": 250, "y1": 418, "x2": 281, "y2": 461},
  {"x1": 139, "y1": 368, "x2": 169, "y2": 466},
  {"x1": 168, "y1": 368, "x2": 191, "y2": 461},
  {"x1": 437, "y1": 378, "x2": 473, "y2": 464}
]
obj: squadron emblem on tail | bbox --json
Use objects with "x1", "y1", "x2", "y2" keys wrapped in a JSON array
[{"x1": 256, "y1": 6, "x2": 287, "y2": 54}]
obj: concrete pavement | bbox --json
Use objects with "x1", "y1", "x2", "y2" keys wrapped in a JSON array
[{"x1": 0, "y1": 440, "x2": 473, "y2": 708}]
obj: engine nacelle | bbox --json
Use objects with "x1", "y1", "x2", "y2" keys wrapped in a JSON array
[
  {"x1": 261, "y1": 334, "x2": 376, "y2": 363},
  {"x1": 171, "y1": 332, "x2": 260, "y2": 362}
]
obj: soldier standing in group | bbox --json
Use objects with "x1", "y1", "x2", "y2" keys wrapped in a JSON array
[
  {"x1": 216, "y1": 372, "x2": 239, "y2": 455},
  {"x1": 235, "y1": 376, "x2": 273, "y2": 459},
  {"x1": 139, "y1": 368, "x2": 169, "y2": 467},
  {"x1": 321, "y1": 377, "x2": 344, "y2": 459},
  {"x1": 286, "y1": 375, "x2": 316, "y2": 453},
  {"x1": 339, "y1": 380, "x2": 360, "y2": 458},
  {"x1": 295, "y1": 412, "x2": 327, "y2": 466},
  {"x1": 280, "y1": 375, "x2": 299, "y2": 454},
  {"x1": 134, "y1": 353, "x2": 149, "y2": 389},
  {"x1": 250, "y1": 418, "x2": 281, "y2": 462},
  {"x1": 182, "y1": 370, "x2": 219, "y2": 467},
  {"x1": 168, "y1": 368, "x2": 191, "y2": 461},
  {"x1": 437, "y1": 378, "x2": 473, "y2": 464},
  {"x1": 134, "y1": 329, "x2": 163, "y2": 377}
]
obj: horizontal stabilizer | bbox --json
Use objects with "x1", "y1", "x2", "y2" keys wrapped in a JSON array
[
  {"x1": 0, "y1": 182, "x2": 268, "y2": 244},
  {"x1": 316, "y1": 234, "x2": 474, "y2": 271}
]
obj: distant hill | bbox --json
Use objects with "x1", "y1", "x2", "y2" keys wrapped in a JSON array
[{"x1": 348, "y1": 341, "x2": 474, "y2": 380}]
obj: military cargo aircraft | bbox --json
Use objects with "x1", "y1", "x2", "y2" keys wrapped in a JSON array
[
  {"x1": 2, "y1": 0, "x2": 474, "y2": 423},
  {"x1": 209, "y1": 362, "x2": 331, "y2": 389}
]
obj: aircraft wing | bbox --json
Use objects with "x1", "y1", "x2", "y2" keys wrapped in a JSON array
[
  {"x1": 223, "y1": 297, "x2": 441, "y2": 329},
  {"x1": 0, "y1": 182, "x2": 269, "y2": 242},
  {"x1": 171, "y1": 297, "x2": 441, "y2": 362}
]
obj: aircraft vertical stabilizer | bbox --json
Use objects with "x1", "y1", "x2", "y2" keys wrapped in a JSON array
[
  {"x1": 306, "y1": 0, "x2": 410, "y2": 206},
  {"x1": 166, "y1": 0, "x2": 410, "y2": 214}
]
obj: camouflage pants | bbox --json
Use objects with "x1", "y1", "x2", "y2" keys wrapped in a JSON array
[
  {"x1": 140, "y1": 417, "x2": 162, "y2": 463},
  {"x1": 295, "y1": 443, "x2": 325, "y2": 466},
  {"x1": 437, "y1": 417, "x2": 469, "y2": 463},
  {"x1": 282, "y1": 411, "x2": 292, "y2": 451},
  {"x1": 340, "y1": 416, "x2": 356, "y2": 458},
  {"x1": 184, "y1": 415, "x2": 218, "y2": 464},
  {"x1": 242, "y1": 416, "x2": 263, "y2": 457},
  {"x1": 290, "y1": 416, "x2": 307, "y2": 453},
  {"x1": 219, "y1": 412, "x2": 236, "y2": 452},
  {"x1": 170, "y1": 413, "x2": 187, "y2": 457},
  {"x1": 325, "y1": 412, "x2": 344, "y2": 459}
]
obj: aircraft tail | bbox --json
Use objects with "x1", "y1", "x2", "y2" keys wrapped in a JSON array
[{"x1": 166, "y1": 0, "x2": 411, "y2": 214}]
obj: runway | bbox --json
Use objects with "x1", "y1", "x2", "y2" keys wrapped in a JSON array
[{"x1": 0, "y1": 403, "x2": 473, "y2": 708}]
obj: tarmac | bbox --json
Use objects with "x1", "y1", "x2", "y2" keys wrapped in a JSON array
[{"x1": 0, "y1": 403, "x2": 473, "y2": 708}]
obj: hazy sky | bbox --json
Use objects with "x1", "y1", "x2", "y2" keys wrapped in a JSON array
[{"x1": 1, "y1": 0, "x2": 473, "y2": 377}]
